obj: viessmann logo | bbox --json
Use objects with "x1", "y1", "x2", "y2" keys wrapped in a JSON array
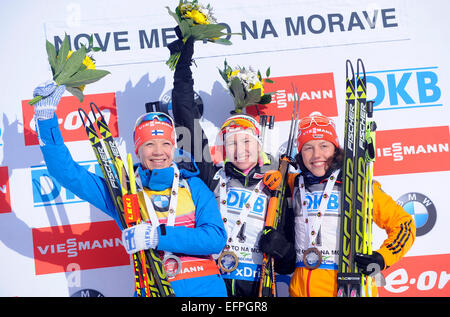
[
  {"x1": 32, "y1": 221, "x2": 130, "y2": 275},
  {"x1": 21, "y1": 92, "x2": 118, "y2": 146},
  {"x1": 246, "y1": 73, "x2": 338, "y2": 121},
  {"x1": 374, "y1": 126, "x2": 450, "y2": 176}
]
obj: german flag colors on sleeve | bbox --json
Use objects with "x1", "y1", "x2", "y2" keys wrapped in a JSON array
[{"x1": 372, "y1": 181, "x2": 416, "y2": 269}]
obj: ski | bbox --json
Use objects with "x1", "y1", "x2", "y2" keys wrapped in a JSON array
[
  {"x1": 89, "y1": 102, "x2": 175, "y2": 297},
  {"x1": 91, "y1": 103, "x2": 175, "y2": 297},
  {"x1": 361, "y1": 100, "x2": 377, "y2": 296},
  {"x1": 351, "y1": 59, "x2": 367, "y2": 275},
  {"x1": 337, "y1": 60, "x2": 356, "y2": 292},
  {"x1": 78, "y1": 104, "x2": 174, "y2": 297},
  {"x1": 115, "y1": 155, "x2": 156, "y2": 297},
  {"x1": 337, "y1": 59, "x2": 374, "y2": 297},
  {"x1": 77, "y1": 106, "x2": 148, "y2": 296},
  {"x1": 258, "y1": 84, "x2": 299, "y2": 297}
]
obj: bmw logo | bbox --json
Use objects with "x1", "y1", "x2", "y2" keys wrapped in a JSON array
[
  {"x1": 71, "y1": 289, "x2": 105, "y2": 297},
  {"x1": 396, "y1": 192, "x2": 437, "y2": 236},
  {"x1": 152, "y1": 194, "x2": 170, "y2": 211},
  {"x1": 159, "y1": 89, "x2": 204, "y2": 117}
]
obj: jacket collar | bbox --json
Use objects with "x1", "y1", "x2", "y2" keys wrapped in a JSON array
[
  {"x1": 301, "y1": 167, "x2": 342, "y2": 186},
  {"x1": 224, "y1": 152, "x2": 276, "y2": 186}
]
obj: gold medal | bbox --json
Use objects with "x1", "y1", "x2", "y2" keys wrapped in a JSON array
[
  {"x1": 303, "y1": 247, "x2": 322, "y2": 270},
  {"x1": 217, "y1": 250, "x2": 239, "y2": 273}
]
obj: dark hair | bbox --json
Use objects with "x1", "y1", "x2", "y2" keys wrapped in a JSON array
[{"x1": 294, "y1": 146, "x2": 344, "y2": 174}]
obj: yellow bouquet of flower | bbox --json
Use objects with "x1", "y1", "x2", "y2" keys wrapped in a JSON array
[
  {"x1": 29, "y1": 34, "x2": 110, "y2": 105},
  {"x1": 219, "y1": 60, "x2": 274, "y2": 113},
  {"x1": 166, "y1": 0, "x2": 236, "y2": 70}
]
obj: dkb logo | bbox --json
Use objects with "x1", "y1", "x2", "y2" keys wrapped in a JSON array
[
  {"x1": 31, "y1": 160, "x2": 103, "y2": 207},
  {"x1": 367, "y1": 66, "x2": 442, "y2": 111},
  {"x1": 226, "y1": 187, "x2": 267, "y2": 217}
]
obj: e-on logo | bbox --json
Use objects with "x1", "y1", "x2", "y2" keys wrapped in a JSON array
[{"x1": 396, "y1": 192, "x2": 436, "y2": 236}]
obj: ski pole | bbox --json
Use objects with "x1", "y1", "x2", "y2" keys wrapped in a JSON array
[{"x1": 258, "y1": 84, "x2": 299, "y2": 297}]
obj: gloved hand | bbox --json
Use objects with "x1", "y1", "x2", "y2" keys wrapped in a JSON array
[
  {"x1": 354, "y1": 251, "x2": 386, "y2": 276},
  {"x1": 33, "y1": 80, "x2": 65, "y2": 120},
  {"x1": 167, "y1": 26, "x2": 195, "y2": 67},
  {"x1": 258, "y1": 226, "x2": 291, "y2": 260},
  {"x1": 121, "y1": 223, "x2": 159, "y2": 255}
]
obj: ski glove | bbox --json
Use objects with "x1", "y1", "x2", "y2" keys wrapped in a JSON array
[
  {"x1": 354, "y1": 251, "x2": 386, "y2": 276},
  {"x1": 258, "y1": 226, "x2": 292, "y2": 260},
  {"x1": 33, "y1": 80, "x2": 65, "y2": 120},
  {"x1": 121, "y1": 223, "x2": 159, "y2": 255},
  {"x1": 167, "y1": 26, "x2": 195, "y2": 68}
]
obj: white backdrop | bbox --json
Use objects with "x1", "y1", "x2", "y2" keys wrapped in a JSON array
[{"x1": 1, "y1": 0, "x2": 449, "y2": 297}]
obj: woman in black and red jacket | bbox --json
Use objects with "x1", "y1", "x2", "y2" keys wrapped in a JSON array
[{"x1": 169, "y1": 32, "x2": 296, "y2": 297}]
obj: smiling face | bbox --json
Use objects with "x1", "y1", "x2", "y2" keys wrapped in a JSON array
[
  {"x1": 224, "y1": 132, "x2": 261, "y2": 171},
  {"x1": 137, "y1": 138, "x2": 174, "y2": 170},
  {"x1": 300, "y1": 139, "x2": 336, "y2": 177}
]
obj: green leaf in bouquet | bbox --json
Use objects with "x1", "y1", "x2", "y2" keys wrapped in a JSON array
[
  {"x1": 264, "y1": 78, "x2": 274, "y2": 84},
  {"x1": 46, "y1": 40, "x2": 57, "y2": 74},
  {"x1": 230, "y1": 77, "x2": 246, "y2": 108},
  {"x1": 185, "y1": 18, "x2": 195, "y2": 27},
  {"x1": 223, "y1": 59, "x2": 230, "y2": 71},
  {"x1": 54, "y1": 45, "x2": 87, "y2": 85},
  {"x1": 190, "y1": 24, "x2": 228, "y2": 40},
  {"x1": 230, "y1": 77, "x2": 245, "y2": 99},
  {"x1": 259, "y1": 94, "x2": 272, "y2": 105},
  {"x1": 88, "y1": 35, "x2": 94, "y2": 49},
  {"x1": 175, "y1": 4, "x2": 182, "y2": 20},
  {"x1": 64, "y1": 69, "x2": 110, "y2": 88},
  {"x1": 76, "y1": 62, "x2": 87, "y2": 73},
  {"x1": 54, "y1": 34, "x2": 71, "y2": 78},
  {"x1": 244, "y1": 89, "x2": 263, "y2": 106},
  {"x1": 266, "y1": 67, "x2": 271, "y2": 78},
  {"x1": 219, "y1": 60, "x2": 233, "y2": 83},
  {"x1": 218, "y1": 68, "x2": 228, "y2": 83},
  {"x1": 210, "y1": 38, "x2": 232, "y2": 45},
  {"x1": 179, "y1": 20, "x2": 192, "y2": 39},
  {"x1": 66, "y1": 86, "x2": 85, "y2": 103},
  {"x1": 166, "y1": 6, "x2": 182, "y2": 25}
]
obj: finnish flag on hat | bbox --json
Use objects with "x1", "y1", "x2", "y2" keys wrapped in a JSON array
[{"x1": 152, "y1": 129, "x2": 164, "y2": 136}]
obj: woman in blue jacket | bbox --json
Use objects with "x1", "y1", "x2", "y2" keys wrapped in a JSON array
[{"x1": 31, "y1": 81, "x2": 227, "y2": 297}]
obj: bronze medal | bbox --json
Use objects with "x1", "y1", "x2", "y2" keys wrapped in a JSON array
[
  {"x1": 303, "y1": 247, "x2": 322, "y2": 270},
  {"x1": 217, "y1": 251, "x2": 239, "y2": 273},
  {"x1": 163, "y1": 253, "x2": 182, "y2": 278}
]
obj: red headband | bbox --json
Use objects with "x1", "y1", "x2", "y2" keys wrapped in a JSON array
[
  {"x1": 134, "y1": 119, "x2": 175, "y2": 153},
  {"x1": 297, "y1": 114, "x2": 339, "y2": 150}
]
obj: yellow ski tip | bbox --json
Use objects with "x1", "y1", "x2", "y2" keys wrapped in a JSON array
[{"x1": 128, "y1": 153, "x2": 137, "y2": 194}]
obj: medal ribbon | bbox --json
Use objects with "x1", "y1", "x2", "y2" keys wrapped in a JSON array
[
  {"x1": 214, "y1": 168, "x2": 264, "y2": 249},
  {"x1": 135, "y1": 164, "x2": 181, "y2": 276},
  {"x1": 135, "y1": 164, "x2": 180, "y2": 227},
  {"x1": 298, "y1": 169, "x2": 340, "y2": 248}
]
